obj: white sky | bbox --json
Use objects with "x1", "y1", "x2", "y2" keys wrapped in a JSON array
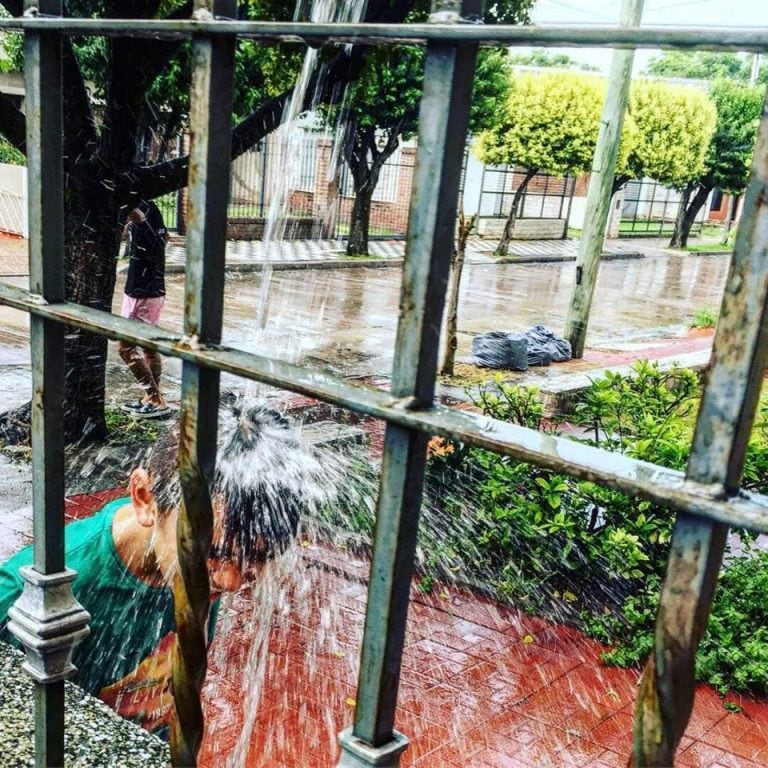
[{"x1": 519, "y1": 0, "x2": 768, "y2": 74}]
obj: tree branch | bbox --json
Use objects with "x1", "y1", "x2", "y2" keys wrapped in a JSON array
[
  {"x1": 119, "y1": 44, "x2": 363, "y2": 202},
  {"x1": 0, "y1": 1, "x2": 21, "y2": 16},
  {"x1": 100, "y1": 1, "x2": 192, "y2": 168},
  {"x1": 115, "y1": 0, "x2": 411, "y2": 203}
]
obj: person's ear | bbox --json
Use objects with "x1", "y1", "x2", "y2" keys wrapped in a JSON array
[{"x1": 129, "y1": 468, "x2": 157, "y2": 528}]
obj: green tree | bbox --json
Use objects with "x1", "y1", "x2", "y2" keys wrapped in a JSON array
[
  {"x1": 644, "y1": 51, "x2": 752, "y2": 82},
  {"x1": 475, "y1": 70, "x2": 625, "y2": 258},
  {"x1": 338, "y1": 44, "x2": 521, "y2": 256},
  {"x1": 334, "y1": 0, "x2": 531, "y2": 257},
  {"x1": 669, "y1": 80, "x2": 762, "y2": 248},
  {"x1": 0, "y1": 0, "x2": 432, "y2": 443},
  {"x1": 620, "y1": 80, "x2": 717, "y2": 190},
  {"x1": 508, "y1": 48, "x2": 599, "y2": 72},
  {"x1": 615, "y1": 80, "x2": 717, "y2": 240}
]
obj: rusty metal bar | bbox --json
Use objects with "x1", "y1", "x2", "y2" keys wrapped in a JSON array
[
  {"x1": 0, "y1": 17, "x2": 768, "y2": 51},
  {"x1": 7, "y1": 281, "x2": 768, "y2": 536},
  {"x1": 7, "y1": 2, "x2": 90, "y2": 766},
  {"x1": 632, "y1": 90, "x2": 768, "y2": 767},
  {"x1": 338, "y1": 1, "x2": 482, "y2": 765},
  {"x1": 170, "y1": 1, "x2": 236, "y2": 765}
]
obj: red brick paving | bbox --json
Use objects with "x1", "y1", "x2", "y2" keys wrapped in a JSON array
[
  {"x1": 46, "y1": 490, "x2": 767, "y2": 768},
  {"x1": 0, "y1": 482, "x2": 735, "y2": 765}
]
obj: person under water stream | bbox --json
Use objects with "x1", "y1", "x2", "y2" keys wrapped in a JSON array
[{"x1": 0, "y1": 406, "x2": 317, "y2": 735}]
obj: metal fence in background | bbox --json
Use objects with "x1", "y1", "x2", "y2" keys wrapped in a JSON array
[
  {"x1": 478, "y1": 164, "x2": 576, "y2": 220},
  {"x1": 0, "y1": 187, "x2": 25, "y2": 237},
  {"x1": 621, "y1": 178, "x2": 704, "y2": 237}
]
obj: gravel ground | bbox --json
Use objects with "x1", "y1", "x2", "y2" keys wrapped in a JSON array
[{"x1": 0, "y1": 643, "x2": 169, "y2": 768}]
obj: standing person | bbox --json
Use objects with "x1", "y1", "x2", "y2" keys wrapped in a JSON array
[{"x1": 119, "y1": 200, "x2": 170, "y2": 418}]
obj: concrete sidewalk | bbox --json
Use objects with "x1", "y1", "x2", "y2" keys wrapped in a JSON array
[
  {"x1": 162, "y1": 235, "x2": 645, "y2": 271},
  {"x1": 1, "y1": 232, "x2": 648, "y2": 277}
]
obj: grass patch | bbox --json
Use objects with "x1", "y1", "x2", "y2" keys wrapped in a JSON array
[
  {"x1": 690, "y1": 307, "x2": 718, "y2": 329},
  {"x1": 439, "y1": 362, "x2": 527, "y2": 389},
  {"x1": 686, "y1": 242, "x2": 732, "y2": 253},
  {"x1": 104, "y1": 407, "x2": 165, "y2": 443}
]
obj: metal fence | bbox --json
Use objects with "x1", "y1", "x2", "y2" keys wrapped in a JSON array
[
  {"x1": 0, "y1": 187, "x2": 25, "y2": 237},
  {"x1": 621, "y1": 178, "x2": 704, "y2": 237},
  {"x1": 478, "y1": 164, "x2": 576, "y2": 220},
  {"x1": 1, "y1": 4, "x2": 768, "y2": 768}
]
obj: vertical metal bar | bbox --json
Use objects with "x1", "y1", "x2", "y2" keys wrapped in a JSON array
[
  {"x1": 171, "y1": 1, "x2": 236, "y2": 765},
  {"x1": 26, "y1": 0, "x2": 65, "y2": 576},
  {"x1": 564, "y1": 0, "x2": 644, "y2": 357},
  {"x1": 26, "y1": 2, "x2": 65, "y2": 764},
  {"x1": 632, "y1": 90, "x2": 768, "y2": 767},
  {"x1": 339, "y1": 2, "x2": 482, "y2": 765},
  {"x1": 8, "y1": 5, "x2": 89, "y2": 768}
]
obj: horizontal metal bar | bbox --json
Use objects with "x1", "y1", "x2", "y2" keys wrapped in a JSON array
[
  {"x1": 0, "y1": 18, "x2": 767, "y2": 51},
  {"x1": 2, "y1": 280, "x2": 768, "y2": 533}
]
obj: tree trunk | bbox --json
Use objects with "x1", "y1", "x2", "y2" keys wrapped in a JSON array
[
  {"x1": 721, "y1": 194, "x2": 740, "y2": 245},
  {"x1": 347, "y1": 185, "x2": 375, "y2": 256},
  {"x1": 0, "y1": 174, "x2": 120, "y2": 445},
  {"x1": 344, "y1": 122, "x2": 400, "y2": 257},
  {"x1": 495, "y1": 168, "x2": 537, "y2": 258},
  {"x1": 62, "y1": 172, "x2": 122, "y2": 442},
  {"x1": 440, "y1": 210, "x2": 476, "y2": 377},
  {"x1": 669, "y1": 183, "x2": 711, "y2": 249},
  {"x1": 612, "y1": 174, "x2": 630, "y2": 197}
]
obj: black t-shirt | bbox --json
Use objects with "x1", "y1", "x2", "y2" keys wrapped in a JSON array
[{"x1": 124, "y1": 201, "x2": 167, "y2": 298}]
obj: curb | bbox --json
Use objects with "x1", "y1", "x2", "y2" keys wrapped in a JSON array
[
  {"x1": 493, "y1": 250, "x2": 645, "y2": 265},
  {"x1": 162, "y1": 258, "x2": 401, "y2": 274},
  {"x1": 149, "y1": 250, "x2": 647, "y2": 275}
]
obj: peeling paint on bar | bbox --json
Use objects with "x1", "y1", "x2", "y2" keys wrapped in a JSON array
[
  {"x1": 170, "y1": 1, "x2": 237, "y2": 765},
  {"x1": 632, "y1": 90, "x2": 768, "y2": 768}
]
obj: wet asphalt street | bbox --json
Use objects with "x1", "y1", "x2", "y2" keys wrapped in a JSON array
[{"x1": 0, "y1": 249, "x2": 731, "y2": 409}]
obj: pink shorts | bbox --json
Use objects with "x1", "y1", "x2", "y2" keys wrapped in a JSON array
[{"x1": 120, "y1": 295, "x2": 165, "y2": 325}]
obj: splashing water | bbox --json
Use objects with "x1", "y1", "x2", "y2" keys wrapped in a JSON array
[
  {"x1": 254, "y1": 0, "x2": 367, "y2": 332},
  {"x1": 199, "y1": 400, "x2": 378, "y2": 766}
]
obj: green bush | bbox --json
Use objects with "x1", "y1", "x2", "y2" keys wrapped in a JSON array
[
  {"x1": 315, "y1": 362, "x2": 768, "y2": 696},
  {"x1": 698, "y1": 550, "x2": 768, "y2": 695},
  {"x1": 690, "y1": 307, "x2": 718, "y2": 329},
  {"x1": 419, "y1": 362, "x2": 768, "y2": 696},
  {"x1": 0, "y1": 137, "x2": 24, "y2": 166}
]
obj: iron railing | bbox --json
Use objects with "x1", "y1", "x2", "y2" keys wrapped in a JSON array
[
  {"x1": 621, "y1": 178, "x2": 705, "y2": 238},
  {"x1": 2, "y1": 2, "x2": 768, "y2": 767}
]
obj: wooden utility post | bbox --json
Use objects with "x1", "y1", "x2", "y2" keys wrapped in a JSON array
[{"x1": 564, "y1": 0, "x2": 645, "y2": 358}]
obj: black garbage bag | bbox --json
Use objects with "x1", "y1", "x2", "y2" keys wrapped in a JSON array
[
  {"x1": 471, "y1": 331, "x2": 528, "y2": 371},
  {"x1": 527, "y1": 343, "x2": 553, "y2": 367},
  {"x1": 525, "y1": 324, "x2": 572, "y2": 363}
]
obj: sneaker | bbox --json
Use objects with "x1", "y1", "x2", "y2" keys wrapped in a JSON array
[
  {"x1": 129, "y1": 403, "x2": 172, "y2": 420},
  {"x1": 121, "y1": 400, "x2": 146, "y2": 413}
]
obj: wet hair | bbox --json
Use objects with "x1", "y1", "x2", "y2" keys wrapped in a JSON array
[{"x1": 146, "y1": 405, "x2": 329, "y2": 568}]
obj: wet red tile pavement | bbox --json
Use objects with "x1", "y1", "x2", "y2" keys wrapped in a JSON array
[{"x1": 27, "y1": 490, "x2": 760, "y2": 766}]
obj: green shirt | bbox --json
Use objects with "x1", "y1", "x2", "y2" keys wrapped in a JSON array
[{"x1": 0, "y1": 498, "x2": 175, "y2": 696}]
